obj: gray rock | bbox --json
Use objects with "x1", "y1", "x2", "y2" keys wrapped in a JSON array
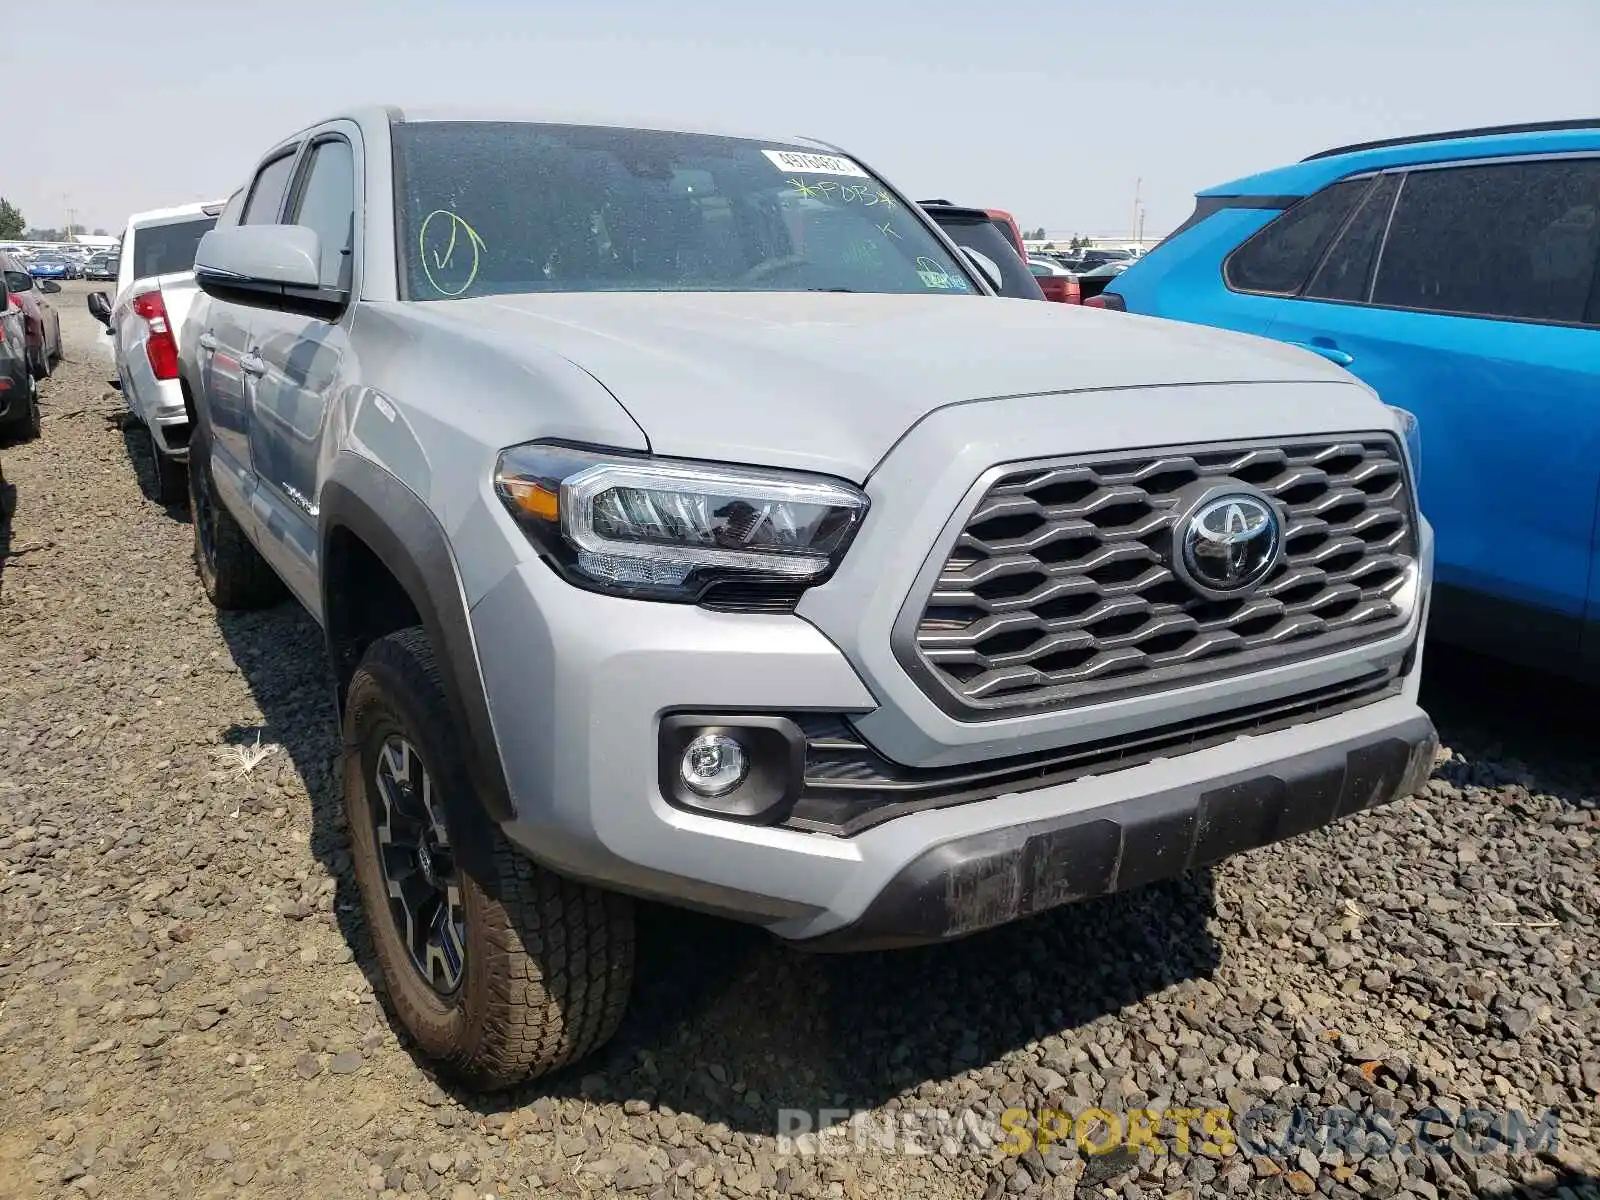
[{"x1": 327, "y1": 1051, "x2": 363, "y2": 1075}]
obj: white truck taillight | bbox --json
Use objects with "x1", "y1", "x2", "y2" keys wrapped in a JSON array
[{"x1": 130, "y1": 291, "x2": 180, "y2": 380}]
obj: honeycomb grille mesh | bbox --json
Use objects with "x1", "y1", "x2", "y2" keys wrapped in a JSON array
[{"x1": 909, "y1": 437, "x2": 1416, "y2": 713}]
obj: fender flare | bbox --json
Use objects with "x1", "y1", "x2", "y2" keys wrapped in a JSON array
[{"x1": 318, "y1": 455, "x2": 516, "y2": 865}]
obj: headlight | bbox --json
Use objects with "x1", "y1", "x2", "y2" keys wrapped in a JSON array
[
  {"x1": 1388, "y1": 405, "x2": 1421, "y2": 487},
  {"x1": 494, "y1": 442, "x2": 868, "y2": 604}
]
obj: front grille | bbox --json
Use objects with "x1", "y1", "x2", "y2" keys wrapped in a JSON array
[
  {"x1": 785, "y1": 668, "x2": 1401, "y2": 836},
  {"x1": 905, "y1": 436, "x2": 1416, "y2": 715}
]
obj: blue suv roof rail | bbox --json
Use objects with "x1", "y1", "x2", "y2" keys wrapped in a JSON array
[{"x1": 1303, "y1": 118, "x2": 1600, "y2": 162}]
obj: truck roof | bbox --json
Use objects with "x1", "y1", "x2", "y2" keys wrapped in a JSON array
[
  {"x1": 257, "y1": 105, "x2": 842, "y2": 160},
  {"x1": 124, "y1": 200, "x2": 227, "y2": 229}
]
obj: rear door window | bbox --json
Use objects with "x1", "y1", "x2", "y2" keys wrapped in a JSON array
[
  {"x1": 1304, "y1": 173, "x2": 1401, "y2": 303},
  {"x1": 1370, "y1": 158, "x2": 1600, "y2": 324},
  {"x1": 1224, "y1": 177, "x2": 1372, "y2": 295}
]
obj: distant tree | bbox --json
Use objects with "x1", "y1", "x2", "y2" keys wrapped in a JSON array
[
  {"x1": 92, "y1": 228, "x2": 109, "y2": 236},
  {"x1": 1028, "y1": 226, "x2": 1049, "y2": 240},
  {"x1": 24, "y1": 227, "x2": 63, "y2": 242},
  {"x1": 0, "y1": 199, "x2": 23, "y2": 239}
]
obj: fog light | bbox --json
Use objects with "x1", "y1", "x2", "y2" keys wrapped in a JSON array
[{"x1": 680, "y1": 733, "x2": 748, "y2": 797}]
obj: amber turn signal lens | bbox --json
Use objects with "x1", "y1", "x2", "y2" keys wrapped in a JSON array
[{"x1": 500, "y1": 478, "x2": 560, "y2": 521}]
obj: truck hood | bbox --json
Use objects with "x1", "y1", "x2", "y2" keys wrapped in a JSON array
[{"x1": 430, "y1": 291, "x2": 1360, "y2": 481}]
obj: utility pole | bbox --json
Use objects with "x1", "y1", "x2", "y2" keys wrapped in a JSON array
[
  {"x1": 64, "y1": 193, "x2": 76, "y2": 242},
  {"x1": 1131, "y1": 178, "x2": 1141, "y2": 246}
]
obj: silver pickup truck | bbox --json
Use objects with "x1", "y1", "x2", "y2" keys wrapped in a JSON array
[
  {"x1": 86, "y1": 201, "x2": 222, "y2": 503},
  {"x1": 180, "y1": 107, "x2": 1437, "y2": 1089}
]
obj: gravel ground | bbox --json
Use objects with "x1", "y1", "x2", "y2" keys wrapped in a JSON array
[{"x1": 0, "y1": 281, "x2": 1596, "y2": 1200}]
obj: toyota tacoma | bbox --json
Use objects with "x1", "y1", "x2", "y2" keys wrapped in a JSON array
[{"x1": 179, "y1": 107, "x2": 1437, "y2": 1089}]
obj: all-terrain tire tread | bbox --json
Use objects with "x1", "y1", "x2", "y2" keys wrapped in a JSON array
[{"x1": 356, "y1": 628, "x2": 634, "y2": 1090}]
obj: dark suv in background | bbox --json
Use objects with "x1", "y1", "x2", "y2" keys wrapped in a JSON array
[{"x1": 919, "y1": 201, "x2": 1046, "y2": 300}]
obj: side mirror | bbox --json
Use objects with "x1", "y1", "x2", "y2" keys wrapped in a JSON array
[
  {"x1": 194, "y1": 225, "x2": 347, "y2": 320},
  {"x1": 86, "y1": 292, "x2": 112, "y2": 325},
  {"x1": 960, "y1": 247, "x2": 1004, "y2": 293},
  {"x1": 39, "y1": 279, "x2": 62, "y2": 295}
]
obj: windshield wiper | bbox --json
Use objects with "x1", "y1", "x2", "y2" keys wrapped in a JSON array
[{"x1": 805, "y1": 287, "x2": 860, "y2": 293}]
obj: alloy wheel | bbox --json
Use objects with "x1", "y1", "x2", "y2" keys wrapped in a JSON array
[{"x1": 372, "y1": 734, "x2": 466, "y2": 995}]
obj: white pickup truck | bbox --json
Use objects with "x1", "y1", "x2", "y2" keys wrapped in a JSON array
[{"x1": 86, "y1": 200, "x2": 224, "y2": 503}]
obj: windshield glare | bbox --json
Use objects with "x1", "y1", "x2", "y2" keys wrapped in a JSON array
[{"x1": 395, "y1": 122, "x2": 976, "y2": 300}]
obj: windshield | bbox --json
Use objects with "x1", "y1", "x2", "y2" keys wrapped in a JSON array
[
  {"x1": 127, "y1": 217, "x2": 216, "y2": 280},
  {"x1": 394, "y1": 122, "x2": 976, "y2": 300}
]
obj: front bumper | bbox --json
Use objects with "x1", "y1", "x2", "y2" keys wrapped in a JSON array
[
  {"x1": 471, "y1": 548, "x2": 1433, "y2": 944},
  {"x1": 797, "y1": 713, "x2": 1436, "y2": 951},
  {"x1": 467, "y1": 390, "x2": 1431, "y2": 945}
]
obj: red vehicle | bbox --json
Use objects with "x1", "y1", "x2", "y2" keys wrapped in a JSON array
[
  {"x1": 1025, "y1": 258, "x2": 1083, "y2": 305},
  {"x1": 966, "y1": 207, "x2": 1082, "y2": 304},
  {"x1": 0, "y1": 253, "x2": 63, "y2": 379},
  {"x1": 983, "y1": 208, "x2": 1027, "y2": 262}
]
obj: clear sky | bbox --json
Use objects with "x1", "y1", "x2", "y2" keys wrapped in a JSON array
[{"x1": 12, "y1": 0, "x2": 1598, "y2": 239}]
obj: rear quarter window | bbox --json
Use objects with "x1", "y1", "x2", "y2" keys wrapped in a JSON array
[{"x1": 1223, "y1": 178, "x2": 1371, "y2": 295}]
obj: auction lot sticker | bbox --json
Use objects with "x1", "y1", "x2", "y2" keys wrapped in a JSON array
[{"x1": 762, "y1": 150, "x2": 869, "y2": 177}]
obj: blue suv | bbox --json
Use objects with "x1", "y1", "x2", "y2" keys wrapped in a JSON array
[{"x1": 1103, "y1": 120, "x2": 1600, "y2": 680}]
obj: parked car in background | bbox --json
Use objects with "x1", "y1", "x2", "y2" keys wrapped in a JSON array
[
  {"x1": 1, "y1": 252, "x2": 63, "y2": 378},
  {"x1": 180, "y1": 107, "x2": 1434, "y2": 1089},
  {"x1": 1102, "y1": 118, "x2": 1600, "y2": 679},
  {"x1": 0, "y1": 273, "x2": 41, "y2": 440},
  {"x1": 28, "y1": 254, "x2": 70, "y2": 281},
  {"x1": 85, "y1": 252, "x2": 117, "y2": 281},
  {"x1": 1025, "y1": 255, "x2": 1083, "y2": 304},
  {"x1": 1063, "y1": 248, "x2": 1133, "y2": 274},
  {"x1": 88, "y1": 200, "x2": 224, "y2": 502},
  {"x1": 1074, "y1": 259, "x2": 1131, "y2": 301},
  {"x1": 920, "y1": 202, "x2": 1046, "y2": 300},
  {"x1": 983, "y1": 208, "x2": 1028, "y2": 263}
]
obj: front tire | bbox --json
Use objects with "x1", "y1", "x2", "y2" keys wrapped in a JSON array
[
  {"x1": 186, "y1": 431, "x2": 285, "y2": 609},
  {"x1": 344, "y1": 628, "x2": 635, "y2": 1090}
]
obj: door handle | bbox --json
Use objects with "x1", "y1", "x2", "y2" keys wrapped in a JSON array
[
  {"x1": 197, "y1": 331, "x2": 218, "y2": 352},
  {"x1": 1287, "y1": 340, "x2": 1354, "y2": 367},
  {"x1": 240, "y1": 352, "x2": 266, "y2": 377}
]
